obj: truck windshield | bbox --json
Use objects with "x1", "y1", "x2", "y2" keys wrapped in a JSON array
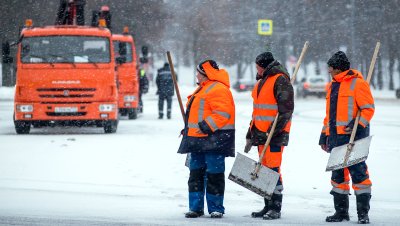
[
  {"x1": 20, "y1": 36, "x2": 111, "y2": 63},
  {"x1": 113, "y1": 41, "x2": 133, "y2": 63}
]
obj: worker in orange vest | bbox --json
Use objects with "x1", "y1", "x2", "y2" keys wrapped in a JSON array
[
  {"x1": 320, "y1": 51, "x2": 374, "y2": 224},
  {"x1": 246, "y1": 52, "x2": 294, "y2": 220},
  {"x1": 178, "y1": 60, "x2": 235, "y2": 219}
]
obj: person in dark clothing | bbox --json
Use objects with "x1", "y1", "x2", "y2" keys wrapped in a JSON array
[
  {"x1": 156, "y1": 63, "x2": 175, "y2": 119},
  {"x1": 56, "y1": 0, "x2": 86, "y2": 26},
  {"x1": 138, "y1": 68, "x2": 149, "y2": 113},
  {"x1": 245, "y1": 52, "x2": 294, "y2": 220},
  {"x1": 319, "y1": 51, "x2": 374, "y2": 224}
]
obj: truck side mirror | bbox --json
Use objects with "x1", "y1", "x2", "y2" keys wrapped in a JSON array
[{"x1": 2, "y1": 41, "x2": 13, "y2": 63}]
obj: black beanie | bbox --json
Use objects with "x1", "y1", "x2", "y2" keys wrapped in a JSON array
[
  {"x1": 327, "y1": 51, "x2": 350, "y2": 71},
  {"x1": 256, "y1": 52, "x2": 275, "y2": 68},
  {"x1": 197, "y1": 60, "x2": 219, "y2": 76}
]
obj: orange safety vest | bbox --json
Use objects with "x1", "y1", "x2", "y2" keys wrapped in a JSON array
[
  {"x1": 322, "y1": 69, "x2": 375, "y2": 135},
  {"x1": 251, "y1": 74, "x2": 291, "y2": 133},
  {"x1": 186, "y1": 63, "x2": 235, "y2": 137}
]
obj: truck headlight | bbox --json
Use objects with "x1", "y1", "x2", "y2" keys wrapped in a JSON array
[
  {"x1": 99, "y1": 104, "x2": 115, "y2": 112},
  {"x1": 124, "y1": 95, "x2": 136, "y2": 102},
  {"x1": 17, "y1": 104, "x2": 33, "y2": 112}
]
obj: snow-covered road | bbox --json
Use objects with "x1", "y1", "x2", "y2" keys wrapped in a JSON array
[{"x1": 0, "y1": 87, "x2": 399, "y2": 225}]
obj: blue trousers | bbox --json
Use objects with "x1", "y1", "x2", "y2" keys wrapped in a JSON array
[{"x1": 188, "y1": 152, "x2": 225, "y2": 214}]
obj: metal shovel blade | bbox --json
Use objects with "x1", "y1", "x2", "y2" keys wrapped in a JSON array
[
  {"x1": 326, "y1": 136, "x2": 373, "y2": 172},
  {"x1": 228, "y1": 152, "x2": 280, "y2": 199}
]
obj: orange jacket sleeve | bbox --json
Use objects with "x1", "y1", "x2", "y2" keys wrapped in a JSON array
[{"x1": 355, "y1": 79, "x2": 375, "y2": 128}]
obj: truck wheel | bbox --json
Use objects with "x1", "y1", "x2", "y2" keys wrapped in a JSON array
[
  {"x1": 104, "y1": 120, "x2": 118, "y2": 133},
  {"x1": 128, "y1": 108, "x2": 137, "y2": 119},
  {"x1": 14, "y1": 120, "x2": 31, "y2": 134},
  {"x1": 119, "y1": 109, "x2": 128, "y2": 116}
]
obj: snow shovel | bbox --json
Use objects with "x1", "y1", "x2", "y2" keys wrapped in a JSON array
[
  {"x1": 166, "y1": 51, "x2": 191, "y2": 167},
  {"x1": 229, "y1": 41, "x2": 310, "y2": 199},
  {"x1": 326, "y1": 42, "x2": 380, "y2": 172}
]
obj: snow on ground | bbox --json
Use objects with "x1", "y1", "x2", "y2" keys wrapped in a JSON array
[{"x1": 0, "y1": 82, "x2": 399, "y2": 225}]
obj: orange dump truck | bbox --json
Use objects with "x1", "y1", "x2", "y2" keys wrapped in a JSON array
[
  {"x1": 13, "y1": 21, "x2": 119, "y2": 134},
  {"x1": 112, "y1": 29, "x2": 139, "y2": 119}
]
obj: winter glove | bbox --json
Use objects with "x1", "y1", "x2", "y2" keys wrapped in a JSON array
[
  {"x1": 344, "y1": 118, "x2": 366, "y2": 134},
  {"x1": 198, "y1": 120, "x2": 213, "y2": 135},
  {"x1": 179, "y1": 129, "x2": 185, "y2": 137},
  {"x1": 244, "y1": 139, "x2": 252, "y2": 153},
  {"x1": 319, "y1": 132, "x2": 329, "y2": 152},
  {"x1": 245, "y1": 127, "x2": 251, "y2": 139}
]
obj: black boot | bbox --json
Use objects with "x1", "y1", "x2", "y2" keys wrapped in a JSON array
[
  {"x1": 158, "y1": 113, "x2": 163, "y2": 119},
  {"x1": 185, "y1": 210, "x2": 204, "y2": 218},
  {"x1": 326, "y1": 192, "x2": 350, "y2": 222},
  {"x1": 263, "y1": 194, "x2": 282, "y2": 220},
  {"x1": 356, "y1": 193, "x2": 371, "y2": 224},
  {"x1": 251, "y1": 198, "x2": 269, "y2": 218}
]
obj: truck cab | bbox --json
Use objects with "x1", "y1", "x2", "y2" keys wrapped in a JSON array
[
  {"x1": 112, "y1": 29, "x2": 139, "y2": 119},
  {"x1": 13, "y1": 22, "x2": 119, "y2": 134}
]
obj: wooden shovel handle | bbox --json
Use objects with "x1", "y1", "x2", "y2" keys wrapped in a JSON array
[
  {"x1": 343, "y1": 42, "x2": 380, "y2": 165},
  {"x1": 254, "y1": 41, "x2": 309, "y2": 176},
  {"x1": 167, "y1": 51, "x2": 185, "y2": 122},
  {"x1": 348, "y1": 42, "x2": 380, "y2": 145}
]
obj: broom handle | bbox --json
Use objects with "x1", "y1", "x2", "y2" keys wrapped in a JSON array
[
  {"x1": 343, "y1": 42, "x2": 380, "y2": 163},
  {"x1": 167, "y1": 51, "x2": 185, "y2": 121},
  {"x1": 253, "y1": 41, "x2": 309, "y2": 176}
]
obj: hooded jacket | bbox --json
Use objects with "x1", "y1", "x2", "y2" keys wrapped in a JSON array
[{"x1": 177, "y1": 62, "x2": 235, "y2": 157}]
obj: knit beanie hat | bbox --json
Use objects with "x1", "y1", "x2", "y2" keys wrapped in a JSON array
[
  {"x1": 327, "y1": 51, "x2": 350, "y2": 71},
  {"x1": 256, "y1": 52, "x2": 275, "y2": 68},
  {"x1": 197, "y1": 60, "x2": 219, "y2": 76}
]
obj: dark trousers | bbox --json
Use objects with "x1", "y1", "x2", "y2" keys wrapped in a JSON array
[
  {"x1": 158, "y1": 95, "x2": 172, "y2": 117},
  {"x1": 331, "y1": 161, "x2": 372, "y2": 195},
  {"x1": 139, "y1": 92, "x2": 143, "y2": 112},
  {"x1": 188, "y1": 152, "x2": 225, "y2": 214}
]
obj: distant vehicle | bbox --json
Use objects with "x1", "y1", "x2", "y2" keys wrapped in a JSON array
[
  {"x1": 9, "y1": 2, "x2": 119, "y2": 134},
  {"x1": 233, "y1": 80, "x2": 255, "y2": 92},
  {"x1": 113, "y1": 28, "x2": 139, "y2": 120},
  {"x1": 297, "y1": 76, "x2": 329, "y2": 98}
]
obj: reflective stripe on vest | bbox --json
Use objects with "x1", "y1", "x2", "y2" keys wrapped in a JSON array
[
  {"x1": 336, "y1": 78, "x2": 357, "y2": 127},
  {"x1": 252, "y1": 74, "x2": 291, "y2": 133}
]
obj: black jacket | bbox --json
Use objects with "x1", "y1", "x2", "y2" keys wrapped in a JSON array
[
  {"x1": 139, "y1": 72, "x2": 149, "y2": 94},
  {"x1": 246, "y1": 60, "x2": 294, "y2": 146},
  {"x1": 156, "y1": 65, "x2": 175, "y2": 96}
]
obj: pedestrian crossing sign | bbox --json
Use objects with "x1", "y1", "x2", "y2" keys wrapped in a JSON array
[{"x1": 258, "y1": 19, "x2": 273, "y2": 36}]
